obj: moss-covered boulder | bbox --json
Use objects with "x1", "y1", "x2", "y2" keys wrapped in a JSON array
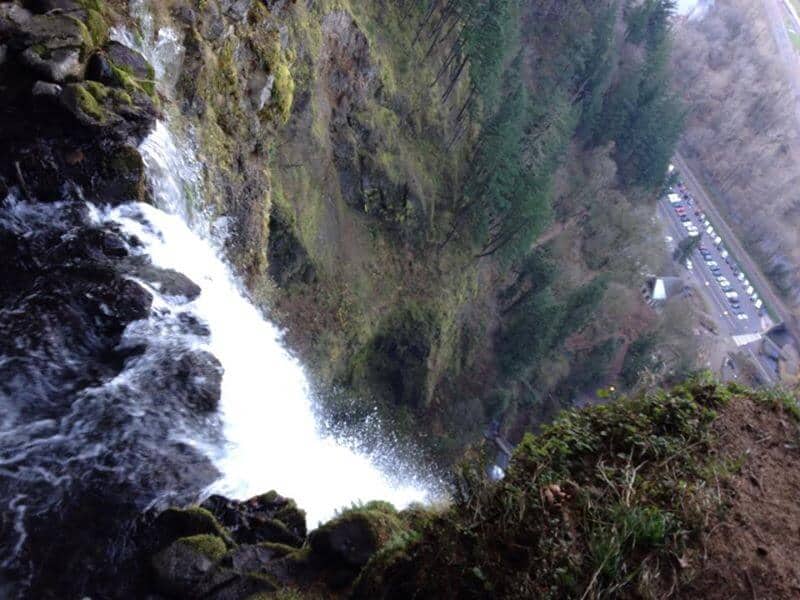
[
  {"x1": 308, "y1": 502, "x2": 406, "y2": 587},
  {"x1": 202, "y1": 491, "x2": 307, "y2": 547},
  {"x1": 150, "y1": 506, "x2": 234, "y2": 553},
  {"x1": 86, "y1": 40, "x2": 156, "y2": 97},
  {"x1": 151, "y1": 534, "x2": 227, "y2": 597}
]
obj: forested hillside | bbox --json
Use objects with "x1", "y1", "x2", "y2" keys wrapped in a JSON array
[
  {"x1": 673, "y1": 0, "x2": 800, "y2": 310},
  {"x1": 264, "y1": 0, "x2": 691, "y2": 461}
]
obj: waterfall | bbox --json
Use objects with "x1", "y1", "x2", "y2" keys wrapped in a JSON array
[{"x1": 100, "y1": 17, "x2": 432, "y2": 526}]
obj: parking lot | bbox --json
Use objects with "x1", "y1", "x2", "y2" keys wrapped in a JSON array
[{"x1": 660, "y1": 176, "x2": 766, "y2": 337}]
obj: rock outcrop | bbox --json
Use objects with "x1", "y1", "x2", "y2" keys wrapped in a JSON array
[{"x1": 0, "y1": 0, "x2": 157, "y2": 205}]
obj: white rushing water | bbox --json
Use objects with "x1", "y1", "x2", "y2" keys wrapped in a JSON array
[{"x1": 101, "y1": 17, "x2": 432, "y2": 526}]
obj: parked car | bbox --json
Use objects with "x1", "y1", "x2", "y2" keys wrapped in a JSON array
[
  {"x1": 685, "y1": 259, "x2": 693, "y2": 270},
  {"x1": 714, "y1": 235, "x2": 722, "y2": 245},
  {"x1": 705, "y1": 260, "x2": 718, "y2": 267},
  {"x1": 754, "y1": 299, "x2": 763, "y2": 310},
  {"x1": 746, "y1": 286, "x2": 755, "y2": 296},
  {"x1": 726, "y1": 291, "x2": 739, "y2": 301},
  {"x1": 720, "y1": 249, "x2": 729, "y2": 259},
  {"x1": 688, "y1": 230, "x2": 700, "y2": 237},
  {"x1": 737, "y1": 314, "x2": 749, "y2": 321},
  {"x1": 737, "y1": 273, "x2": 746, "y2": 282},
  {"x1": 705, "y1": 226, "x2": 714, "y2": 235}
]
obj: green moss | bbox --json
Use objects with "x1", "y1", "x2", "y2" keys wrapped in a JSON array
[
  {"x1": 753, "y1": 386, "x2": 800, "y2": 422},
  {"x1": 154, "y1": 506, "x2": 235, "y2": 548},
  {"x1": 72, "y1": 83, "x2": 107, "y2": 121},
  {"x1": 64, "y1": 15, "x2": 94, "y2": 54},
  {"x1": 109, "y1": 62, "x2": 156, "y2": 98},
  {"x1": 349, "y1": 377, "x2": 733, "y2": 598},
  {"x1": 256, "y1": 541, "x2": 298, "y2": 558},
  {"x1": 176, "y1": 534, "x2": 227, "y2": 562},
  {"x1": 84, "y1": 9, "x2": 109, "y2": 46}
]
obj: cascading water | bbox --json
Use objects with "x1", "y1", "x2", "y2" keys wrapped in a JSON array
[
  {"x1": 102, "y1": 137, "x2": 432, "y2": 526},
  {"x1": 111, "y1": 8, "x2": 433, "y2": 526},
  {"x1": 0, "y1": 4, "x2": 431, "y2": 597}
]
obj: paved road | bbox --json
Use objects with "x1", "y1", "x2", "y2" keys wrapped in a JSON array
[
  {"x1": 673, "y1": 154, "x2": 800, "y2": 345},
  {"x1": 658, "y1": 199, "x2": 762, "y2": 337}
]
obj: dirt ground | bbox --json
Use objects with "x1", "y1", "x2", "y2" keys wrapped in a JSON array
[{"x1": 681, "y1": 397, "x2": 800, "y2": 599}]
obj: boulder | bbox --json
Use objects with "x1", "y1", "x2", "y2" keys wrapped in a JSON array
[
  {"x1": 152, "y1": 534, "x2": 227, "y2": 597},
  {"x1": 202, "y1": 491, "x2": 307, "y2": 547},
  {"x1": 309, "y1": 505, "x2": 403, "y2": 570},
  {"x1": 150, "y1": 506, "x2": 233, "y2": 553},
  {"x1": 15, "y1": 13, "x2": 92, "y2": 81}
]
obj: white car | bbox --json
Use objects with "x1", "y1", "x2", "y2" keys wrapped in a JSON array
[
  {"x1": 720, "y1": 249, "x2": 729, "y2": 259},
  {"x1": 746, "y1": 286, "x2": 755, "y2": 296},
  {"x1": 754, "y1": 299, "x2": 763, "y2": 309},
  {"x1": 714, "y1": 235, "x2": 723, "y2": 245},
  {"x1": 737, "y1": 273, "x2": 746, "y2": 282},
  {"x1": 706, "y1": 226, "x2": 714, "y2": 235},
  {"x1": 686, "y1": 259, "x2": 693, "y2": 270},
  {"x1": 706, "y1": 260, "x2": 718, "y2": 268},
  {"x1": 688, "y1": 230, "x2": 700, "y2": 237},
  {"x1": 737, "y1": 314, "x2": 749, "y2": 321}
]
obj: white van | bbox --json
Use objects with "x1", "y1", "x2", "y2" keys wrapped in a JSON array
[{"x1": 668, "y1": 193, "x2": 682, "y2": 204}]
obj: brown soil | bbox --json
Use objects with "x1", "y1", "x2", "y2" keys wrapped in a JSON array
[{"x1": 682, "y1": 397, "x2": 800, "y2": 599}]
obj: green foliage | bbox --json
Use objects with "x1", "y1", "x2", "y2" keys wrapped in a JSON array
[
  {"x1": 352, "y1": 377, "x2": 732, "y2": 598},
  {"x1": 559, "y1": 275, "x2": 609, "y2": 339},
  {"x1": 674, "y1": 234, "x2": 701, "y2": 263},
  {"x1": 352, "y1": 304, "x2": 439, "y2": 410},
  {"x1": 496, "y1": 289, "x2": 564, "y2": 377},
  {"x1": 591, "y1": 1, "x2": 684, "y2": 189},
  {"x1": 621, "y1": 332, "x2": 661, "y2": 388}
]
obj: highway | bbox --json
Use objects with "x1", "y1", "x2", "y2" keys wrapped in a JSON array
[
  {"x1": 658, "y1": 167, "x2": 779, "y2": 384},
  {"x1": 658, "y1": 197, "x2": 763, "y2": 337}
]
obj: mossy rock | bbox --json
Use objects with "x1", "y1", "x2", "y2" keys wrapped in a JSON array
[
  {"x1": 352, "y1": 304, "x2": 440, "y2": 410},
  {"x1": 60, "y1": 81, "x2": 112, "y2": 123},
  {"x1": 151, "y1": 534, "x2": 227, "y2": 597},
  {"x1": 151, "y1": 506, "x2": 234, "y2": 552},
  {"x1": 309, "y1": 504, "x2": 406, "y2": 569}
]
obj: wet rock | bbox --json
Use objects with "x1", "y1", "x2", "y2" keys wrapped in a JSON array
[
  {"x1": 197, "y1": 568, "x2": 278, "y2": 600},
  {"x1": 267, "y1": 202, "x2": 315, "y2": 288},
  {"x1": 202, "y1": 491, "x2": 307, "y2": 547},
  {"x1": 309, "y1": 505, "x2": 403, "y2": 571},
  {"x1": 21, "y1": 45, "x2": 82, "y2": 82},
  {"x1": 149, "y1": 349, "x2": 224, "y2": 412},
  {"x1": 15, "y1": 13, "x2": 92, "y2": 80},
  {"x1": 220, "y1": 0, "x2": 252, "y2": 22},
  {"x1": 151, "y1": 506, "x2": 233, "y2": 553},
  {"x1": 103, "y1": 40, "x2": 154, "y2": 81},
  {"x1": 31, "y1": 79, "x2": 61, "y2": 97},
  {"x1": 152, "y1": 534, "x2": 227, "y2": 597},
  {"x1": 131, "y1": 263, "x2": 202, "y2": 300},
  {"x1": 0, "y1": 3, "x2": 32, "y2": 38}
]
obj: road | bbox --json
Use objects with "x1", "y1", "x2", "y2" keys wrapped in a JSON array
[
  {"x1": 673, "y1": 154, "x2": 800, "y2": 345},
  {"x1": 658, "y1": 199, "x2": 762, "y2": 337}
]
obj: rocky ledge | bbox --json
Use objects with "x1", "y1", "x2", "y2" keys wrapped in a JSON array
[
  {"x1": 143, "y1": 492, "x2": 418, "y2": 600},
  {"x1": 0, "y1": 0, "x2": 157, "y2": 205}
]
